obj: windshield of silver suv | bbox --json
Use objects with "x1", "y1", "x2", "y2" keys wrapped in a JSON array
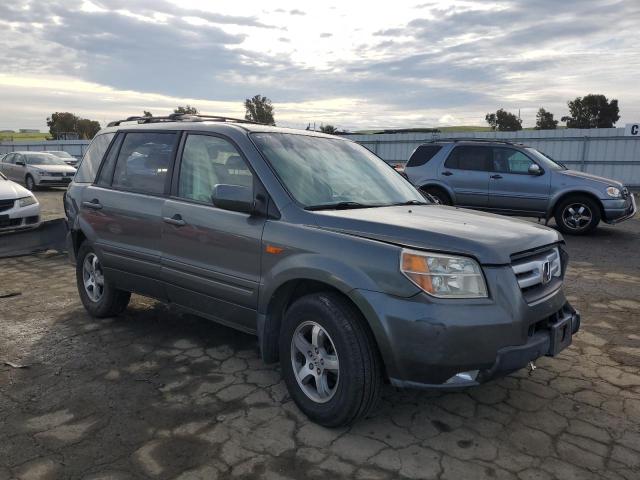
[
  {"x1": 525, "y1": 148, "x2": 566, "y2": 171},
  {"x1": 252, "y1": 133, "x2": 425, "y2": 209}
]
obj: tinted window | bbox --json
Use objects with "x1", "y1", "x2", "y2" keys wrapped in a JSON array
[
  {"x1": 96, "y1": 134, "x2": 124, "y2": 187},
  {"x1": 112, "y1": 132, "x2": 177, "y2": 195},
  {"x1": 445, "y1": 146, "x2": 491, "y2": 171},
  {"x1": 75, "y1": 133, "x2": 115, "y2": 183},
  {"x1": 178, "y1": 135, "x2": 253, "y2": 203},
  {"x1": 406, "y1": 145, "x2": 442, "y2": 167},
  {"x1": 492, "y1": 148, "x2": 534, "y2": 174}
]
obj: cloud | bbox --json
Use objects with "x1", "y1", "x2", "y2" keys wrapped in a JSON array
[
  {"x1": 289, "y1": 9, "x2": 306, "y2": 15},
  {"x1": 320, "y1": 33, "x2": 332, "y2": 38}
]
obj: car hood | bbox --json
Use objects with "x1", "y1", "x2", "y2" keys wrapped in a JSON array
[
  {"x1": 312, "y1": 205, "x2": 562, "y2": 265},
  {"x1": 557, "y1": 169, "x2": 623, "y2": 188},
  {"x1": 30, "y1": 164, "x2": 76, "y2": 173},
  {"x1": 0, "y1": 179, "x2": 32, "y2": 200}
]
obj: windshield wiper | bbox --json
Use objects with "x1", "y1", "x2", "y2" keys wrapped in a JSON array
[{"x1": 305, "y1": 201, "x2": 376, "y2": 211}]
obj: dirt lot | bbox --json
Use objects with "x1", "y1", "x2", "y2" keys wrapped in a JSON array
[{"x1": 1, "y1": 190, "x2": 639, "y2": 480}]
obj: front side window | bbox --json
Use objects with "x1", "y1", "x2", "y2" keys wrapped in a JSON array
[
  {"x1": 178, "y1": 134, "x2": 254, "y2": 203},
  {"x1": 493, "y1": 148, "x2": 535, "y2": 174},
  {"x1": 112, "y1": 132, "x2": 177, "y2": 194},
  {"x1": 445, "y1": 146, "x2": 491, "y2": 171},
  {"x1": 251, "y1": 133, "x2": 424, "y2": 209},
  {"x1": 75, "y1": 133, "x2": 115, "y2": 183}
]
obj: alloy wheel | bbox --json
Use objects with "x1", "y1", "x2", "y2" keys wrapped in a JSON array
[
  {"x1": 83, "y1": 253, "x2": 104, "y2": 302},
  {"x1": 290, "y1": 321, "x2": 340, "y2": 403},
  {"x1": 561, "y1": 202, "x2": 593, "y2": 231}
]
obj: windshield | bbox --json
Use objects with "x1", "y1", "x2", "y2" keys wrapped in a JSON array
[
  {"x1": 25, "y1": 153, "x2": 68, "y2": 166},
  {"x1": 525, "y1": 148, "x2": 566, "y2": 171},
  {"x1": 49, "y1": 151, "x2": 73, "y2": 159},
  {"x1": 251, "y1": 133, "x2": 425, "y2": 209}
]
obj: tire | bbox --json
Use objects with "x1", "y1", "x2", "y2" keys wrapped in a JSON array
[
  {"x1": 421, "y1": 186, "x2": 452, "y2": 206},
  {"x1": 76, "y1": 242, "x2": 131, "y2": 318},
  {"x1": 280, "y1": 292, "x2": 383, "y2": 427},
  {"x1": 25, "y1": 175, "x2": 37, "y2": 191},
  {"x1": 554, "y1": 195, "x2": 601, "y2": 235}
]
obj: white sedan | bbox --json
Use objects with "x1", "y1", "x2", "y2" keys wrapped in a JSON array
[
  {"x1": 0, "y1": 172, "x2": 41, "y2": 233},
  {"x1": 0, "y1": 151, "x2": 76, "y2": 190}
]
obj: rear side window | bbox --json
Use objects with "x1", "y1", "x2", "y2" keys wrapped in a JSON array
[
  {"x1": 75, "y1": 133, "x2": 115, "y2": 183},
  {"x1": 112, "y1": 132, "x2": 178, "y2": 195},
  {"x1": 406, "y1": 145, "x2": 442, "y2": 167},
  {"x1": 444, "y1": 146, "x2": 491, "y2": 171}
]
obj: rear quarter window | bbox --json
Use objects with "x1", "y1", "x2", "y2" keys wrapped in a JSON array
[
  {"x1": 75, "y1": 133, "x2": 116, "y2": 183},
  {"x1": 406, "y1": 145, "x2": 442, "y2": 167}
]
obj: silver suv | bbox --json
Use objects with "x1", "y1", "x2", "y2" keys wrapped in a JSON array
[{"x1": 404, "y1": 140, "x2": 636, "y2": 235}]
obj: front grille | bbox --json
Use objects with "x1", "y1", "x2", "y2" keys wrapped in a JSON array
[
  {"x1": 511, "y1": 247, "x2": 563, "y2": 303},
  {"x1": 0, "y1": 217, "x2": 22, "y2": 228},
  {"x1": 622, "y1": 187, "x2": 630, "y2": 199},
  {"x1": 0, "y1": 199, "x2": 15, "y2": 213},
  {"x1": 47, "y1": 172, "x2": 63, "y2": 177}
]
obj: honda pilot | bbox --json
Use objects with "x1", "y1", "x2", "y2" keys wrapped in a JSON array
[{"x1": 65, "y1": 115, "x2": 580, "y2": 426}]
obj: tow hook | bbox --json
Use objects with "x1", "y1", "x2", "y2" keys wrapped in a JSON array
[{"x1": 528, "y1": 361, "x2": 537, "y2": 373}]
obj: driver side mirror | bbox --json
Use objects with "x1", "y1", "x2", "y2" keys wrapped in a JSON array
[
  {"x1": 211, "y1": 184, "x2": 255, "y2": 214},
  {"x1": 528, "y1": 164, "x2": 542, "y2": 175}
]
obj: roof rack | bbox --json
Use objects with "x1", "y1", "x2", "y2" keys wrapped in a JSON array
[
  {"x1": 107, "y1": 113, "x2": 263, "y2": 127},
  {"x1": 426, "y1": 138, "x2": 517, "y2": 145}
]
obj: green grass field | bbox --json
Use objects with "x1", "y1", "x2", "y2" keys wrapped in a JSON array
[{"x1": 0, "y1": 132, "x2": 51, "y2": 142}]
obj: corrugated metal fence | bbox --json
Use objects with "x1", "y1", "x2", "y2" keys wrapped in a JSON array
[
  {"x1": 0, "y1": 140, "x2": 89, "y2": 159},
  {"x1": 2, "y1": 128, "x2": 639, "y2": 185},
  {"x1": 346, "y1": 128, "x2": 640, "y2": 186}
]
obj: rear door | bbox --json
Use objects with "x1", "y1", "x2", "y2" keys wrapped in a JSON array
[
  {"x1": 81, "y1": 131, "x2": 179, "y2": 300},
  {"x1": 160, "y1": 132, "x2": 266, "y2": 333},
  {"x1": 438, "y1": 145, "x2": 491, "y2": 207},
  {"x1": 488, "y1": 147, "x2": 551, "y2": 214},
  {"x1": 0, "y1": 154, "x2": 15, "y2": 180}
]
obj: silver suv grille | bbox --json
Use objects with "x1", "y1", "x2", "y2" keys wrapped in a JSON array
[{"x1": 511, "y1": 247, "x2": 561, "y2": 290}]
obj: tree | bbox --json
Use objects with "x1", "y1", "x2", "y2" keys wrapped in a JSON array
[
  {"x1": 46, "y1": 112, "x2": 101, "y2": 140},
  {"x1": 534, "y1": 108, "x2": 558, "y2": 130},
  {"x1": 244, "y1": 95, "x2": 275, "y2": 125},
  {"x1": 561, "y1": 94, "x2": 620, "y2": 128},
  {"x1": 142, "y1": 110, "x2": 152, "y2": 117},
  {"x1": 485, "y1": 109, "x2": 522, "y2": 131},
  {"x1": 319, "y1": 124, "x2": 338, "y2": 134},
  {"x1": 174, "y1": 105, "x2": 198, "y2": 115}
]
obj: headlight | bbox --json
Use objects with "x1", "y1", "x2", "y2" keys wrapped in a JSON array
[
  {"x1": 400, "y1": 249, "x2": 488, "y2": 298},
  {"x1": 606, "y1": 186, "x2": 621, "y2": 198},
  {"x1": 18, "y1": 196, "x2": 37, "y2": 207}
]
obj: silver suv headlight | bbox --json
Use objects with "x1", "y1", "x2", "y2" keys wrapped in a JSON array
[
  {"x1": 606, "y1": 186, "x2": 622, "y2": 198},
  {"x1": 400, "y1": 249, "x2": 488, "y2": 298},
  {"x1": 18, "y1": 196, "x2": 37, "y2": 207}
]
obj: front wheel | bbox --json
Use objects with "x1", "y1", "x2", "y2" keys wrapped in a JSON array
[
  {"x1": 554, "y1": 196, "x2": 601, "y2": 235},
  {"x1": 25, "y1": 175, "x2": 36, "y2": 191},
  {"x1": 76, "y1": 243, "x2": 131, "y2": 317},
  {"x1": 280, "y1": 292, "x2": 382, "y2": 427},
  {"x1": 420, "y1": 187, "x2": 452, "y2": 205}
]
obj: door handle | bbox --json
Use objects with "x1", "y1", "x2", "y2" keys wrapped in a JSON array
[
  {"x1": 442, "y1": 171, "x2": 453, "y2": 176},
  {"x1": 82, "y1": 199, "x2": 102, "y2": 210},
  {"x1": 490, "y1": 174, "x2": 503, "y2": 179},
  {"x1": 163, "y1": 214, "x2": 186, "y2": 227}
]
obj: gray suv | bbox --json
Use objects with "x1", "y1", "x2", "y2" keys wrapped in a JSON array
[
  {"x1": 65, "y1": 116, "x2": 580, "y2": 426},
  {"x1": 404, "y1": 140, "x2": 636, "y2": 235}
]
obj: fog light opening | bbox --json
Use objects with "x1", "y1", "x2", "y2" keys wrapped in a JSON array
[{"x1": 444, "y1": 370, "x2": 479, "y2": 385}]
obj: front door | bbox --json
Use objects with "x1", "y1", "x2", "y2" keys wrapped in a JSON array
[
  {"x1": 161, "y1": 133, "x2": 266, "y2": 333},
  {"x1": 81, "y1": 131, "x2": 180, "y2": 300},
  {"x1": 439, "y1": 145, "x2": 491, "y2": 208},
  {"x1": 488, "y1": 147, "x2": 551, "y2": 214}
]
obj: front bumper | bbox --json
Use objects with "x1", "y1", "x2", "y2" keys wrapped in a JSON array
[
  {"x1": 602, "y1": 193, "x2": 636, "y2": 224},
  {"x1": 351, "y1": 264, "x2": 580, "y2": 389},
  {"x1": 35, "y1": 174, "x2": 73, "y2": 187},
  {"x1": 0, "y1": 201, "x2": 41, "y2": 233}
]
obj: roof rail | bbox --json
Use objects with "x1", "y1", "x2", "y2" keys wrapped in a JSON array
[
  {"x1": 107, "y1": 113, "x2": 263, "y2": 127},
  {"x1": 425, "y1": 137, "x2": 517, "y2": 145}
]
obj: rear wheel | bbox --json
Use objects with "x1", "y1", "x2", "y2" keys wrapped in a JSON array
[
  {"x1": 554, "y1": 195, "x2": 601, "y2": 235},
  {"x1": 280, "y1": 292, "x2": 382, "y2": 427},
  {"x1": 76, "y1": 243, "x2": 131, "y2": 317},
  {"x1": 420, "y1": 186, "x2": 452, "y2": 205}
]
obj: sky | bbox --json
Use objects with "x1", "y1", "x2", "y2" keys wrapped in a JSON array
[{"x1": 1, "y1": 0, "x2": 639, "y2": 132}]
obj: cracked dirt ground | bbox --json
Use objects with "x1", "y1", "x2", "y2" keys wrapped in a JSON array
[{"x1": 1, "y1": 218, "x2": 639, "y2": 480}]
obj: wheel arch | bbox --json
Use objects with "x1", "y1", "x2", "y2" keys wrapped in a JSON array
[
  {"x1": 548, "y1": 189, "x2": 604, "y2": 219},
  {"x1": 417, "y1": 181, "x2": 455, "y2": 202}
]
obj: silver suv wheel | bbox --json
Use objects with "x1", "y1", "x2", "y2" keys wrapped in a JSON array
[
  {"x1": 82, "y1": 253, "x2": 104, "y2": 302},
  {"x1": 290, "y1": 320, "x2": 340, "y2": 403}
]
